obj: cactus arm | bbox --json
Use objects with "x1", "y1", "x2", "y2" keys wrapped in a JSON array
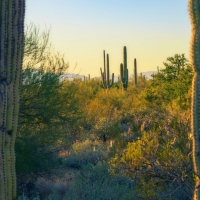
[{"x1": 189, "y1": 0, "x2": 200, "y2": 199}]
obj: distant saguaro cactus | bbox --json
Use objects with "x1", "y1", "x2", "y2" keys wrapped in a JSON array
[
  {"x1": 100, "y1": 50, "x2": 114, "y2": 89},
  {"x1": 188, "y1": 0, "x2": 200, "y2": 199},
  {"x1": 120, "y1": 46, "x2": 128, "y2": 90},
  {"x1": 0, "y1": 0, "x2": 25, "y2": 199},
  {"x1": 134, "y1": 58, "x2": 137, "y2": 86}
]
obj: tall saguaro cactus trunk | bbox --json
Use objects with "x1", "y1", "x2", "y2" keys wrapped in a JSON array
[
  {"x1": 134, "y1": 58, "x2": 137, "y2": 86},
  {"x1": 0, "y1": 0, "x2": 25, "y2": 199},
  {"x1": 189, "y1": 0, "x2": 200, "y2": 199}
]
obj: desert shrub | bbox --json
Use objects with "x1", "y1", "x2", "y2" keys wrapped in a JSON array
[
  {"x1": 64, "y1": 139, "x2": 106, "y2": 169},
  {"x1": 64, "y1": 162, "x2": 134, "y2": 200},
  {"x1": 64, "y1": 150, "x2": 106, "y2": 169},
  {"x1": 71, "y1": 139, "x2": 104, "y2": 153},
  {"x1": 110, "y1": 128, "x2": 193, "y2": 199}
]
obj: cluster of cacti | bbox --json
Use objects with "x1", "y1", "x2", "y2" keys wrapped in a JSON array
[
  {"x1": 120, "y1": 46, "x2": 129, "y2": 90},
  {"x1": 100, "y1": 50, "x2": 114, "y2": 89},
  {"x1": 0, "y1": 0, "x2": 25, "y2": 199},
  {"x1": 188, "y1": 0, "x2": 200, "y2": 199},
  {"x1": 100, "y1": 47, "x2": 138, "y2": 90},
  {"x1": 83, "y1": 74, "x2": 91, "y2": 81}
]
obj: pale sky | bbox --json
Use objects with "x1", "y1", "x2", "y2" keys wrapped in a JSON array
[{"x1": 25, "y1": 0, "x2": 190, "y2": 78}]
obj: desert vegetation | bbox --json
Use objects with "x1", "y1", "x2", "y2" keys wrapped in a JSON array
[{"x1": 14, "y1": 23, "x2": 194, "y2": 200}]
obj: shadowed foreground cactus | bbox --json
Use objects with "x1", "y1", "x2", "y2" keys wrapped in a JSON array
[
  {"x1": 120, "y1": 46, "x2": 128, "y2": 90},
  {"x1": 189, "y1": 0, "x2": 200, "y2": 199},
  {"x1": 100, "y1": 50, "x2": 114, "y2": 89},
  {"x1": 0, "y1": 0, "x2": 25, "y2": 199}
]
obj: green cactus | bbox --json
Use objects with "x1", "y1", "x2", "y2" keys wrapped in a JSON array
[
  {"x1": 134, "y1": 58, "x2": 138, "y2": 86},
  {"x1": 120, "y1": 46, "x2": 129, "y2": 90},
  {"x1": 0, "y1": 0, "x2": 25, "y2": 199},
  {"x1": 189, "y1": 0, "x2": 200, "y2": 199},
  {"x1": 100, "y1": 50, "x2": 114, "y2": 89}
]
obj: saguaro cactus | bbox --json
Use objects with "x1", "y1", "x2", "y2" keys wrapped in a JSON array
[
  {"x1": 134, "y1": 58, "x2": 137, "y2": 86},
  {"x1": 120, "y1": 46, "x2": 128, "y2": 90},
  {"x1": 189, "y1": 0, "x2": 200, "y2": 199},
  {"x1": 0, "y1": 0, "x2": 25, "y2": 199},
  {"x1": 100, "y1": 50, "x2": 114, "y2": 89}
]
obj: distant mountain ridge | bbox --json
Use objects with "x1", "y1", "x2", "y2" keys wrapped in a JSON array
[{"x1": 60, "y1": 71, "x2": 157, "y2": 82}]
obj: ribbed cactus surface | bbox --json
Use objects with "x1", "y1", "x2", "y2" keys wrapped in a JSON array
[
  {"x1": 189, "y1": 0, "x2": 200, "y2": 199},
  {"x1": 0, "y1": 0, "x2": 25, "y2": 199}
]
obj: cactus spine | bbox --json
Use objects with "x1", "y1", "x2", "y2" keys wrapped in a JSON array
[
  {"x1": 120, "y1": 46, "x2": 128, "y2": 90},
  {"x1": 189, "y1": 0, "x2": 200, "y2": 199},
  {"x1": 0, "y1": 0, "x2": 25, "y2": 199},
  {"x1": 134, "y1": 58, "x2": 137, "y2": 86},
  {"x1": 100, "y1": 50, "x2": 114, "y2": 89}
]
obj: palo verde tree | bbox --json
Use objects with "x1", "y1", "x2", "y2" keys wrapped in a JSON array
[
  {"x1": 16, "y1": 24, "x2": 74, "y2": 184},
  {"x1": 144, "y1": 54, "x2": 192, "y2": 110},
  {"x1": 0, "y1": 0, "x2": 26, "y2": 199},
  {"x1": 189, "y1": 0, "x2": 200, "y2": 199}
]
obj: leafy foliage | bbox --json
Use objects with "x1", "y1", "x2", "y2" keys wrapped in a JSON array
[
  {"x1": 144, "y1": 54, "x2": 193, "y2": 110},
  {"x1": 16, "y1": 24, "x2": 193, "y2": 199}
]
